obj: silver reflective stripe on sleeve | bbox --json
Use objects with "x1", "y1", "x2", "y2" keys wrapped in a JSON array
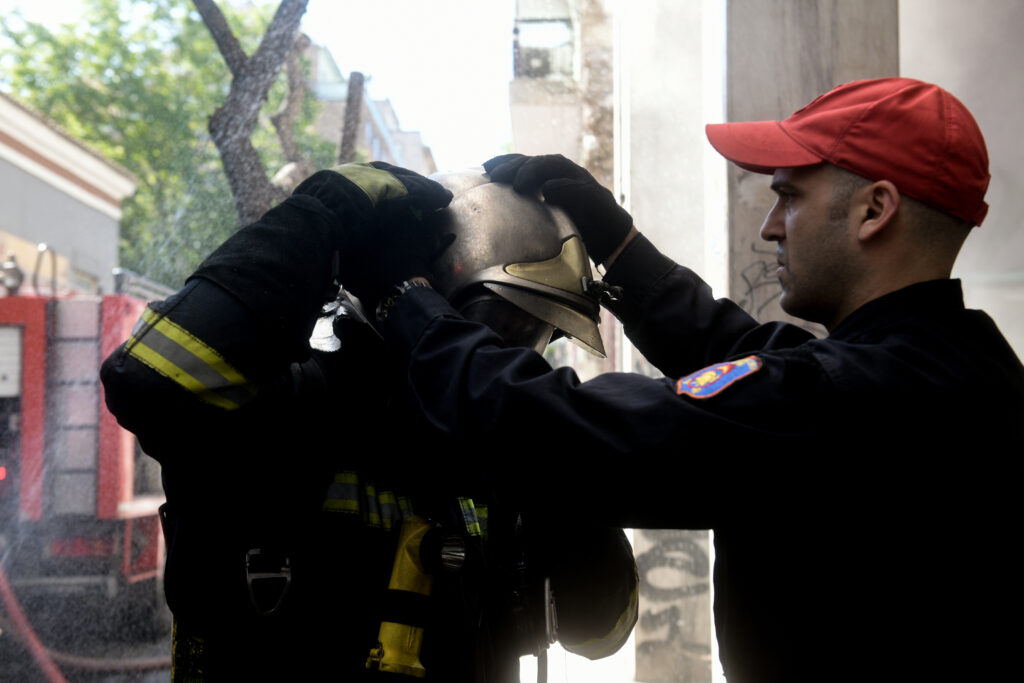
[{"x1": 125, "y1": 306, "x2": 255, "y2": 410}]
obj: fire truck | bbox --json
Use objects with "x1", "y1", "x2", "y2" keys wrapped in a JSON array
[{"x1": 0, "y1": 267, "x2": 170, "y2": 640}]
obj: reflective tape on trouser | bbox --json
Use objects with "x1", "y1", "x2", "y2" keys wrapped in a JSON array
[
  {"x1": 126, "y1": 307, "x2": 254, "y2": 410},
  {"x1": 475, "y1": 503, "x2": 488, "y2": 539},
  {"x1": 457, "y1": 497, "x2": 483, "y2": 537},
  {"x1": 322, "y1": 471, "x2": 411, "y2": 529}
]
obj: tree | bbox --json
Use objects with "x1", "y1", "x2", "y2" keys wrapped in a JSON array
[
  {"x1": 193, "y1": 0, "x2": 311, "y2": 225},
  {"x1": 0, "y1": 0, "x2": 333, "y2": 287}
]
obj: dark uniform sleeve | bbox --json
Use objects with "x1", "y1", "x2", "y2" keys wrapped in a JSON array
[
  {"x1": 602, "y1": 233, "x2": 818, "y2": 377},
  {"x1": 100, "y1": 186, "x2": 352, "y2": 464},
  {"x1": 372, "y1": 234, "x2": 842, "y2": 675},
  {"x1": 378, "y1": 235, "x2": 834, "y2": 529}
]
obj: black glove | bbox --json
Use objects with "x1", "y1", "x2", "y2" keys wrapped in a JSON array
[
  {"x1": 294, "y1": 161, "x2": 453, "y2": 305},
  {"x1": 187, "y1": 163, "x2": 449, "y2": 364},
  {"x1": 295, "y1": 160, "x2": 452, "y2": 228},
  {"x1": 483, "y1": 154, "x2": 633, "y2": 265}
]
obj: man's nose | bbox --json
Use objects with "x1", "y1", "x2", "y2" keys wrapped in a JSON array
[{"x1": 759, "y1": 200, "x2": 784, "y2": 242}]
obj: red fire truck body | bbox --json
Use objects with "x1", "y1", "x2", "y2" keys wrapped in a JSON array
[{"x1": 0, "y1": 291, "x2": 164, "y2": 626}]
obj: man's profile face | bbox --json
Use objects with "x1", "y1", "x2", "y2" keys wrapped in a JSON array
[{"x1": 759, "y1": 164, "x2": 861, "y2": 329}]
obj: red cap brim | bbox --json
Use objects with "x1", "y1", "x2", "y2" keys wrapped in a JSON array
[{"x1": 705, "y1": 121, "x2": 823, "y2": 174}]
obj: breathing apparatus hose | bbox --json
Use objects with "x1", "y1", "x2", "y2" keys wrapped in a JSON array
[
  {"x1": 0, "y1": 560, "x2": 68, "y2": 683},
  {"x1": 0, "y1": 563, "x2": 171, "y2": 677}
]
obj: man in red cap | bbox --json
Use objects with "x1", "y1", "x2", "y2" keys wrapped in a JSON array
[
  {"x1": 345, "y1": 77, "x2": 1022, "y2": 680},
  {"x1": 703, "y1": 77, "x2": 991, "y2": 331}
]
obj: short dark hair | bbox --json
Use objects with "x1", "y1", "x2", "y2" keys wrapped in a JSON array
[
  {"x1": 901, "y1": 194, "x2": 972, "y2": 258},
  {"x1": 827, "y1": 165, "x2": 871, "y2": 222},
  {"x1": 826, "y1": 164, "x2": 972, "y2": 259}
]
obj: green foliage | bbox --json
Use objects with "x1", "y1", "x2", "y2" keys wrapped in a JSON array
[{"x1": 0, "y1": 0, "x2": 332, "y2": 287}]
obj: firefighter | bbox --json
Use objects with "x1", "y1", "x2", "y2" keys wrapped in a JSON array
[{"x1": 100, "y1": 162, "x2": 638, "y2": 681}]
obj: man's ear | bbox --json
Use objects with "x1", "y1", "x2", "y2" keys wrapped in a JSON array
[{"x1": 856, "y1": 180, "x2": 900, "y2": 241}]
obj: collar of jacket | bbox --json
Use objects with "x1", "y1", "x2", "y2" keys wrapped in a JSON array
[{"x1": 828, "y1": 278, "x2": 964, "y2": 341}]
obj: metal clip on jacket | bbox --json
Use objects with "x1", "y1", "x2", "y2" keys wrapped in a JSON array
[{"x1": 245, "y1": 548, "x2": 292, "y2": 616}]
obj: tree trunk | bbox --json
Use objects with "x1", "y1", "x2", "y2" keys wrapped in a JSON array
[
  {"x1": 270, "y1": 32, "x2": 317, "y2": 193},
  {"x1": 338, "y1": 71, "x2": 364, "y2": 164},
  {"x1": 194, "y1": 0, "x2": 310, "y2": 227}
]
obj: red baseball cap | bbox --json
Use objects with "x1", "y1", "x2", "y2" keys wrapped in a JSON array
[{"x1": 705, "y1": 78, "x2": 990, "y2": 225}]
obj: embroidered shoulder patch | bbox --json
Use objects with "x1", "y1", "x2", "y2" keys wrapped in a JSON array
[{"x1": 676, "y1": 355, "x2": 763, "y2": 399}]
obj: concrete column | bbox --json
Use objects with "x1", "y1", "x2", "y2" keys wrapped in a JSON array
[
  {"x1": 616, "y1": 4, "x2": 718, "y2": 680},
  {"x1": 616, "y1": 3, "x2": 898, "y2": 682},
  {"x1": 724, "y1": 0, "x2": 898, "y2": 325},
  {"x1": 899, "y1": 0, "x2": 1024, "y2": 357}
]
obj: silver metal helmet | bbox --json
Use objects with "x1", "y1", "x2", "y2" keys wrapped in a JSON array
[{"x1": 425, "y1": 167, "x2": 605, "y2": 357}]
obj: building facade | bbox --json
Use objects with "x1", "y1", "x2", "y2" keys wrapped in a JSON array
[
  {"x1": 307, "y1": 43, "x2": 438, "y2": 176},
  {"x1": 0, "y1": 93, "x2": 136, "y2": 296}
]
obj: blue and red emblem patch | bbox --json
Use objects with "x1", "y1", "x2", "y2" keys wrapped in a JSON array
[{"x1": 676, "y1": 355, "x2": 763, "y2": 399}]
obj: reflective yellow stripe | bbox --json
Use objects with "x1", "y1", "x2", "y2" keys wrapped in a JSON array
[
  {"x1": 143, "y1": 308, "x2": 247, "y2": 381},
  {"x1": 561, "y1": 581, "x2": 639, "y2": 660},
  {"x1": 364, "y1": 483, "x2": 381, "y2": 527},
  {"x1": 475, "y1": 504, "x2": 489, "y2": 540},
  {"x1": 125, "y1": 338, "x2": 235, "y2": 411},
  {"x1": 322, "y1": 471, "x2": 409, "y2": 529},
  {"x1": 126, "y1": 306, "x2": 252, "y2": 410},
  {"x1": 323, "y1": 471, "x2": 362, "y2": 513},
  {"x1": 378, "y1": 491, "x2": 400, "y2": 530},
  {"x1": 322, "y1": 497, "x2": 361, "y2": 513},
  {"x1": 458, "y1": 497, "x2": 482, "y2": 537}
]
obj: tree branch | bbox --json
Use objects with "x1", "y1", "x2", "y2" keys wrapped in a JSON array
[
  {"x1": 338, "y1": 71, "x2": 364, "y2": 164},
  {"x1": 191, "y1": 0, "x2": 247, "y2": 77},
  {"x1": 247, "y1": 0, "x2": 310, "y2": 89},
  {"x1": 197, "y1": 0, "x2": 310, "y2": 226},
  {"x1": 271, "y1": 32, "x2": 312, "y2": 164},
  {"x1": 270, "y1": 32, "x2": 316, "y2": 193}
]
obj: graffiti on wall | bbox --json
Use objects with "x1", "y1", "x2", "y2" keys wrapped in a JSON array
[
  {"x1": 733, "y1": 241, "x2": 782, "y2": 320},
  {"x1": 634, "y1": 529, "x2": 712, "y2": 682}
]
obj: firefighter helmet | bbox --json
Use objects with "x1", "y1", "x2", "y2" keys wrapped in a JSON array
[{"x1": 425, "y1": 167, "x2": 605, "y2": 357}]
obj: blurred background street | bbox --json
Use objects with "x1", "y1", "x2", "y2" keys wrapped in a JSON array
[{"x1": 0, "y1": 595, "x2": 170, "y2": 683}]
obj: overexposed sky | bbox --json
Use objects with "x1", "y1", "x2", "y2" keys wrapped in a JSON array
[
  {"x1": 0, "y1": 0, "x2": 516, "y2": 171},
  {"x1": 303, "y1": 0, "x2": 515, "y2": 170}
]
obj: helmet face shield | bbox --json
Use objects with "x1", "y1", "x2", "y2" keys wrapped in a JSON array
[
  {"x1": 426, "y1": 168, "x2": 605, "y2": 357},
  {"x1": 458, "y1": 295, "x2": 556, "y2": 355}
]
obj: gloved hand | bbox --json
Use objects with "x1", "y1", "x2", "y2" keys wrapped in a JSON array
[
  {"x1": 294, "y1": 161, "x2": 453, "y2": 304},
  {"x1": 483, "y1": 154, "x2": 633, "y2": 265}
]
